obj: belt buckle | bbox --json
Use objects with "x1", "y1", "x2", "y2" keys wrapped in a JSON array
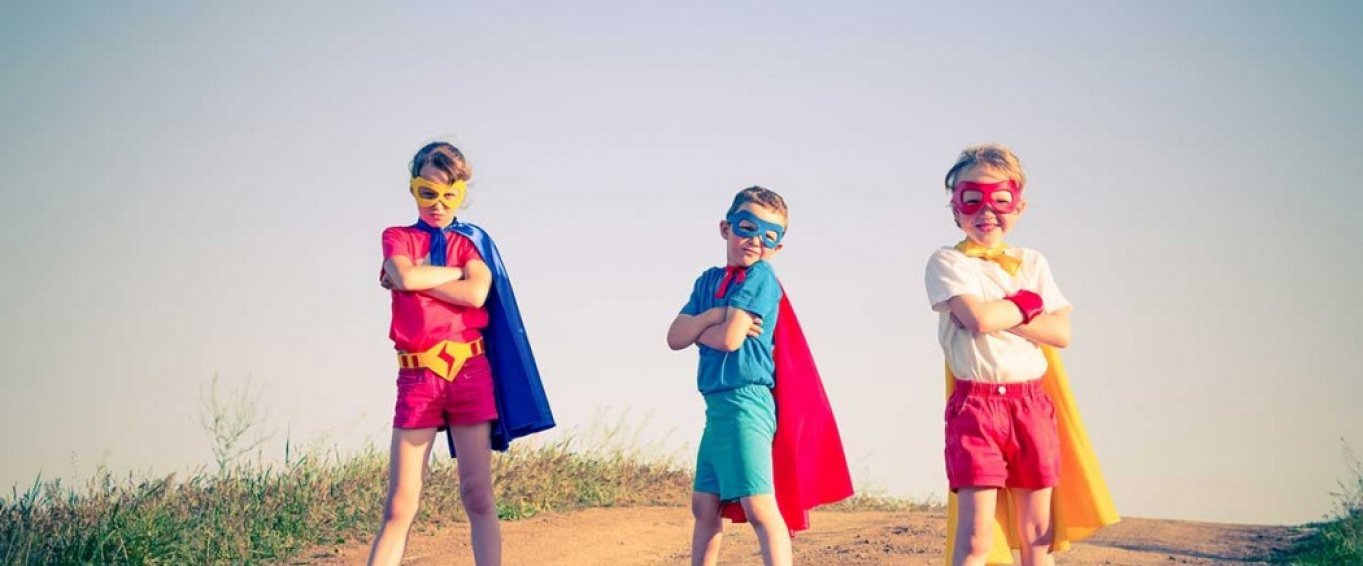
[{"x1": 419, "y1": 340, "x2": 472, "y2": 382}]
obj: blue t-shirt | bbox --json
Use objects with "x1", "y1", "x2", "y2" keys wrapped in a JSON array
[{"x1": 679, "y1": 260, "x2": 783, "y2": 395}]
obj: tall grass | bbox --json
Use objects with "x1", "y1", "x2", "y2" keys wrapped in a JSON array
[
  {"x1": 0, "y1": 435, "x2": 692, "y2": 565},
  {"x1": 1279, "y1": 442, "x2": 1363, "y2": 564}
]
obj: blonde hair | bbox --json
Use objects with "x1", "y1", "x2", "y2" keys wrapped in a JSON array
[
  {"x1": 410, "y1": 141, "x2": 473, "y2": 182},
  {"x1": 943, "y1": 143, "x2": 1026, "y2": 192},
  {"x1": 726, "y1": 185, "x2": 789, "y2": 224}
]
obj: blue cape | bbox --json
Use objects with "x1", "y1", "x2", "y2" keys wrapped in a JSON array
[{"x1": 438, "y1": 220, "x2": 555, "y2": 455}]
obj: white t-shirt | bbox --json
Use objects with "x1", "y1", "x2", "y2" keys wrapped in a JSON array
[{"x1": 924, "y1": 246, "x2": 1071, "y2": 383}]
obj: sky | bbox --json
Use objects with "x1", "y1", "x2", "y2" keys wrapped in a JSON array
[{"x1": 2, "y1": 1, "x2": 1361, "y2": 526}]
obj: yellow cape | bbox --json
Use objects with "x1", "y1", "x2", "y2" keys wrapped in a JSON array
[{"x1": 943, "y1": 346, "x2": 1120, "y2": 565}]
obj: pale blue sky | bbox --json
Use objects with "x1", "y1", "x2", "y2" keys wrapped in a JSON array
[{"x1": 2, "y1": 1, "x2": 1360, "y2": 525}]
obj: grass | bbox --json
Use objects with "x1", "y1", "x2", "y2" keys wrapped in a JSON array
[
  {"x1": 0, "y1": 433, "x2": 935, "y2": 565},
  {"x1": 1, "y1": 375, "x2": 933, "y2": 565},
  {"x1": 824, "y1": 489, "x2": 941, "y2": 513},
  {"x1": 1277, "y1": 443, "x2": 1363, "y2": 564},
  {"x1": 0, "y1": 435, "x2": 693, "y2": 565}
]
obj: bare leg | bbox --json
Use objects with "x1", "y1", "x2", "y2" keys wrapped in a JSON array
[
  {"x1": 740, "y1": 494, "x2": 791, "y2": 566},
  {"x1": 690, "y1": 492, "x2": 724, "y2": 566},
  {"x1": 367, "y1": 427, "x2": 438, "y2": 566},
  {"x1": 953, "y1": 487, "x2": 999, "y2": 566},
  {"x1": 1011, "y1": 487, "x2": 1055, "y2": 566},
  {"x1": 449, "y1": 422, "x2": 501, "y2": 566}
]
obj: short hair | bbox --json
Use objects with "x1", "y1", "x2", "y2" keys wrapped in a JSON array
[
  {"x1": 410, "y1": 141, "x2": 472, "y2": 182},
  {"x1": 725, "y1": 185, "x2": 789, "y2": 224},
  {"x1": 943, "y1": 144, "x2": 1026, "y2": 192}
]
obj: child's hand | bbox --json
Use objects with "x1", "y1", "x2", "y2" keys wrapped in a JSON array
[{"x1": 746, "y1": 317, "x2": 764, "y2": 337}]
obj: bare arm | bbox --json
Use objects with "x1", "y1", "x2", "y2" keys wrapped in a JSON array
[
  {"x1": 667, "y1": 307, "x2": 727, "y2": 350},
  {"x1": 421, "y1": 259, "x2": 493, "y2": 308},
  {"x1": 382, "y1": 255, "x2": 464, "y2": 291},
  {"x1": 696, "y1": 307, "x2": 762, "y2": 352},
  {"x1": 1007, "y1": 306, "x2": 1072, "y2": 349},
  {"x1": 946, "y1": 294, "x2": 1025, "y2": 335}
]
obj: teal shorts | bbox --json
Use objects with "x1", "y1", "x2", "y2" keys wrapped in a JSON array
[{"x1": 693, "y1": 384, "x2": 777, "y2": 500}]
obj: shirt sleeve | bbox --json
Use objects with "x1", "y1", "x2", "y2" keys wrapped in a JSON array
[
  {"x1": 1029, "y1": 251, "x2": 1072, "y2": 313},
  {"x1": 678, "y1": 272, "x2": 706, "y2": 316},
  {"x1": 727, "y1": 263, "x2": 782, "y2": 317},
  {"x1": 925, "y1": 249, "x2": 982, "y2": 312},
  {"x1": 382, "y1": 227, "x2": 415, "y2": 261},
  {"x1": 451, "y1": 233, "x2": 486, "y2": 267}
]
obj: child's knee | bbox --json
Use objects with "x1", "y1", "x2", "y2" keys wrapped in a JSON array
[
  {"x1": 459, "y1": 481, "x2": 496, "y2": 517},
  {"x1": 1018, "y1": 517, "x2": 1054, "y2": 546},
  {"x1": 383, "y1": 492, "x2": 421, "y2": 525},
  {"x1": 739, "y1": 495, "x2": 784, "y2": 529},
  {"x1": 691, "y1": 492, "x2": 721, "y2": 522},
  {"x1": 962, "y1": 530, "x2": 993, "y2": 558}
]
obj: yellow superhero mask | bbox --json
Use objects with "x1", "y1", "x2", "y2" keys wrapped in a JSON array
[{"x1": 410, "y1": 177, "x2": 467, "y2": 210}]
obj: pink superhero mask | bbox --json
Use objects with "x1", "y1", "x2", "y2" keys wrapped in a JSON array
[{"x1": 952, "y1": 179, "x2": 1022, "y2": 215}]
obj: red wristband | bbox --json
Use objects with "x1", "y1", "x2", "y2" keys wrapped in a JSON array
[{"x1": 1005, "y1": 289, "x2": 1045, "y2": 324}]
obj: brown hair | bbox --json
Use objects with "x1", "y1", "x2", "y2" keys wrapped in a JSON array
[
  {"x1": 410, "y1": 141, "x2": 472, "y2": 182},
  {"x1": 943, "y1": 143, "x2": 1026, "y2": 192},
  {"x1": 725, "y1": 185, "x2": 789, "y2": 223}
]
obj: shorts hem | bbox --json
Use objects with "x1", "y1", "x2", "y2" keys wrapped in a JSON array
[
  {"x1": 949, "y1": 476, "x2": 1007, "y2": 492},
  {"x1": 445, "y1": 413, "x2": 499, "y2": 427},
  {"x1": 1004, "y1": 475, "x2": 1060, "y2": 490},
  {"x1": 719, "y1": 486, "x2": 775, "y2": 501}
]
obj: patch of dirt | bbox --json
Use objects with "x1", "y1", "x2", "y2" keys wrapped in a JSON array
[{"x1": 297, "y1": 507, "x2": 1305, "y2": 565}]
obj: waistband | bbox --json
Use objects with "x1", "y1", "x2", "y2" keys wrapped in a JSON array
[
  {"x1": 952, "y1": 378, "x2": 1044, "y2": 398},
  {"x1": 396, "y1": 337, "x2": 485, "y2": 381}
]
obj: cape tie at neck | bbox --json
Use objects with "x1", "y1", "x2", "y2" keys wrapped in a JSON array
[
  {"x1": 715, "y1": 265, "x2": 747, "y2": 298},
  {"x1": 956, "y1": 239, "x2": 1021, "y2": 276},
  {"x1": 414, "y1": 219, "x2": 458, "y2": 267}
]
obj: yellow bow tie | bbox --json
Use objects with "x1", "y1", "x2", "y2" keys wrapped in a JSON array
[{"x1": 956, "y1": 240, "x2": 1021, "y2": 276}]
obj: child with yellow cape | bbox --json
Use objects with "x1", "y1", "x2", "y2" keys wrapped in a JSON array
[{"x1": 943, "y1": 346, "x2": 1120, "y2": 564}]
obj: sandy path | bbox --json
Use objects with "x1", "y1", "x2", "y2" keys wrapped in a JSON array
[{"x1": 297, "y1": 507, "x2": 1304, "y2": 565}]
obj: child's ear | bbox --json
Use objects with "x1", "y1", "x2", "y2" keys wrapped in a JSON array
[{"x1": 719, "y1": 220, "x2": 730, "y2": 239}]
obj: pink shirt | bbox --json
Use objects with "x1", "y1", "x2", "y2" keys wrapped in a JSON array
[{"x1": 382, "y1": 226, "x2": 489, "y2": 352}]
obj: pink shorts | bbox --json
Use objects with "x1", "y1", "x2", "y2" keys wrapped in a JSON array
[
  {"x1": 944, "y1": 378, "x2": 1060, "y2": 491},
  {"x1": 393, "y1": 354, "x2": 498, "y2": 429}
]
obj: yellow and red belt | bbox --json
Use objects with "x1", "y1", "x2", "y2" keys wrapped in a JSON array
[{"x1": 396, "y1": 338, "x2": 485, "y2": 381}]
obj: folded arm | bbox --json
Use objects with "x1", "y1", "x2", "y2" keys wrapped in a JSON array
[
  {"x1": 1007, "y1": 306, "x2": 1072, "y2": 348},
  {"x1": 667, "y1": 307, "x2": 726, "y2": 350},
  {"x1": 421, "y1": 259, "x2": 493, "y2": 308},
  {"x1": 382, "y1": 255, "x2": 464, "y2": 291},
  {"x1": 696, "y1": 307, "x2": 762, "y2": 352},
  {"x1": 945, "y1": 294, "x2": 1025, "y2": 335}
]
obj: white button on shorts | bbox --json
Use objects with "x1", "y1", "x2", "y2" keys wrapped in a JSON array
[{"x1": 997, "y1": 386, "x2": 1007, "y2": 395}]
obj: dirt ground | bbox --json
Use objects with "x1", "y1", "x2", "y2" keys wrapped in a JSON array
[{"x1": 296, "y1": 506, "x2": 1306, "y2": 565}]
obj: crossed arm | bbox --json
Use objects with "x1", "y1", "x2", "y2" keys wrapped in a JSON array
[
  {"x1": 667, "y1": 307, "x2": 763, "y2": 352},
  {"x1": 382, "y1": 255, "x2": 493, "y2": 308},
  {"x1": 946, "y1": 294, "x2": 1071, "y2": 349}
]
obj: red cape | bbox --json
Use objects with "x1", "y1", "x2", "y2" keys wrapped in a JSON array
[{"x1": 720, "y1": 287, "x2": 854, "y2": 534}]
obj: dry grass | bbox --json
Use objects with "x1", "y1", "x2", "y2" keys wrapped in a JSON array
[
  {"x1": 1278, "y1": 442, "x2": 1363, "y2": 564},
  {"x1": 0, "y1": 433, "x2": 693, "y2": 565}
]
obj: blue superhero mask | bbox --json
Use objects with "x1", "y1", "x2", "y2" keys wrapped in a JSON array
[{"x1": 726, "y1": 209, "x2": 785, "y2": 249}]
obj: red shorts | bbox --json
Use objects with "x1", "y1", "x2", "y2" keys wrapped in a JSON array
[
  {"x1": 944, "y1": 378, "x2": 1059, "y2": 491},
  {"x1": 393, "y1": 354, "x2": 498, "y2": 429}
]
